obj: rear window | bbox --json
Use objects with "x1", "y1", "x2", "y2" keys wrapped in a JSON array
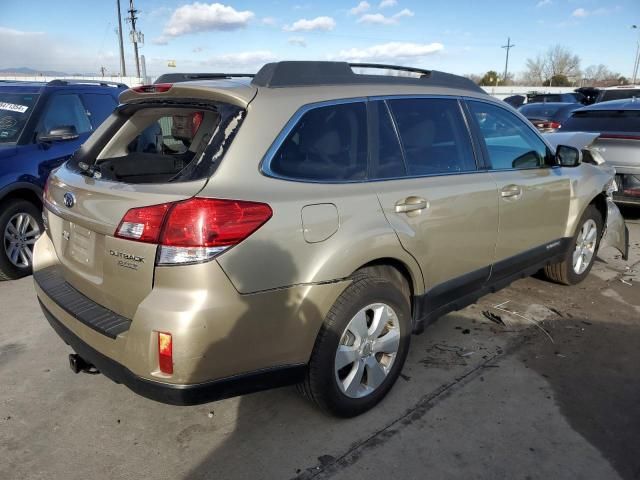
[
  {"x1": 268, "y1": 102, "x2": 367, "y2": 182},
  {"x1": 0, "y1": 92, "x2": 39, "y2": 143},
  {"x1": 598, "y1": 89, "x2": 640, "y2": 102},
  {"x1": 86, "y1": 103, "x2": 243, "y2": 184},
  {"x1": 562, "y1": 110, "x2": 640, "y2": 133},
  {"x1": 518, "y1": 103, "x2": 564, "y2": 118}
]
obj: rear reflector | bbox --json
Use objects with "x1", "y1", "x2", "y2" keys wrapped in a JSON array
[
  {"x1": 158, "y1": 332, "x2": 173, "y2": 374},
  {"x1": 115, "y1": 198, "x2": 272, "y2": 265},
  {"x1": 132, "y1": 83, "x2": 173, "y2": 94}
]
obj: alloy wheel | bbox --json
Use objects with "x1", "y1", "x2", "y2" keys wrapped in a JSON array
[
  {"x1": 334, "y1": 303, "x2": 401, "y2": 399},
  {"x1": 3, "y1": 212, "x2": 41, "y2": 269}
]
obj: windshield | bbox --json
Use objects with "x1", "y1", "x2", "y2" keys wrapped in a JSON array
[
  {"x1": 0, "y1": 92, "x2": 39, "y2": 144},
  {"x1": 562, "y1": 110, "x2": 640, "y2": 133}
]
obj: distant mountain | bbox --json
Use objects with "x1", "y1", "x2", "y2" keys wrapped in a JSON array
[{"x1": 0, "y1": 67, "x2": 72, "y2": 76}]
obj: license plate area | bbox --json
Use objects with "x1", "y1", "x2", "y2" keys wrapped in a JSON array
[{"x1": 66, "y1": 222, "x2": 96, "y2": 266}]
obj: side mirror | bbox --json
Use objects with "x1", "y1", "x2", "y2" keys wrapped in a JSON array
[
  {"x1": 38, "y1": 125, "x2": 79, "y2": 143},
  {"x1": 556, "y1": 145, "x2": 582, "y2": 167}
]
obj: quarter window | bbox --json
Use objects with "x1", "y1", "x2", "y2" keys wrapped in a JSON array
[
  {"x1": 387, "y1": 98, "x2": 476, "y2": 176},
  {"x1": 468, "y1": 101, "x2": 551, "y2": 170},
  {"x1": 81, "y1": 93, "x2": 117, "y2": 129},
  {"x1": 269, "y1": 102, "x2": 367, "y2": 182}
]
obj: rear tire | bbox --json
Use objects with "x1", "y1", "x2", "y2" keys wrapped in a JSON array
[
  {"x1": 543, "y1": 205, "x2": 603, "y2": 285},
  {"x1": 300, "y1": 266, "x2": 411, "y2": 417},
  {"x1": 0, "y1": 199, "x2": 43, "y2": 281}
]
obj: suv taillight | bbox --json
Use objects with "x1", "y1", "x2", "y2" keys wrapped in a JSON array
[{"x1": 115, "y1": 198, "x2": 272, "y2": 265}]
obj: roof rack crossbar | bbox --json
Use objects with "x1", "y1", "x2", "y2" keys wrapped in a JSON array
[
  {"x1": 250, "y1": 61, "x2": 484, "y2": 93},
  {"x1": 46, "y1": 79, "x2": 127, "y2": 88},
  {"x1": 349, "y1": 63, "x2": 432, "y2": 77},
  {"x1": 153, "y1": 73, "x2": 255, "y2": 84}
]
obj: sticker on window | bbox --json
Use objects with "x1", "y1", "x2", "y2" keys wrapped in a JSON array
[{"x1": 0, "y1": 102, "x2": 29, "y2": 113}]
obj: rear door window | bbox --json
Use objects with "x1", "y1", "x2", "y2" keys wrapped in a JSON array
[
  {"x1": 82, "y1": 93, "x2": 117, "y2": 128},
  {"x1": 468, "y1": 100, "x2": 551, "y2": 170},
  {"x1": 268, "y1": 102, "x2": 367, "y2": 182},
  {"x1": 387, "y1": 98, "x2": 476, "y2": 176},
  {"x1": 38, "y1": 93, "x2": 92, "y2": 136}
]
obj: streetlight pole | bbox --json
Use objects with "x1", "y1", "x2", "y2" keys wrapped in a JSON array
[{"x1": 632, "y1": 25, "x2": 639, "y2": 85}]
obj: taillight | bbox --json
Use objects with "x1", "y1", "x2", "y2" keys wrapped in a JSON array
[
  {"x1": 115, "y1": 198, "x2": 272, "y2": 265},
  {"x1": 115, "y1": 203, "x2": 171, "y2": 243},
  {"x1": 536, "y1": 121, "x2": 561, "y2": 130},
  {"x1": 192, "y1": 112, "x2": 203, "y2": 137},
  {"x1": 131, "y1": 83, "x2": 173, "y2": 93},
  {"x1": 158, "y1": 332, "x2": 173, "y2": 374}
]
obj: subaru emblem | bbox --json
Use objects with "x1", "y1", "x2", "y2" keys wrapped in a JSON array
[{"x1": 63, "y1": 192, "x2": 76, "y2": 208}]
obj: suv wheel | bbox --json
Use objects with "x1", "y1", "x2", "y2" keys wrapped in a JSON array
[
  {"x1": 0, "y1": 199, "x2": 43, "y2": 280},
  {"x1": 544, "y1": 205, "x2": 603, "y2": 285},
  {"x1": 300, "y1": 266, "x2": 411, "y2": 417}
]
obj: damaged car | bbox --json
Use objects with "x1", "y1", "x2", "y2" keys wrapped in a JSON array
[{"x1": 33, "y1": 62, "x2": 629, "y2": 417}]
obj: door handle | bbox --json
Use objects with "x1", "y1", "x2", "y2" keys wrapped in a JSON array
[
  {"x1": 500, "y1": 184, "x2": 522, "y2": 199},
  {"x1": 395, "y1": 196, "x2": 428, "y2": 214}
]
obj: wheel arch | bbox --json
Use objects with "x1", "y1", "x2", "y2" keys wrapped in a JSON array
[{"x1": 0, "y1": 183, "x2": 43, "y2": 209}]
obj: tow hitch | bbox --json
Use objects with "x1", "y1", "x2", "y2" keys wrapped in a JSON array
[{"x1": 68, "y1": 353, "x2": 100, "y2": 375}]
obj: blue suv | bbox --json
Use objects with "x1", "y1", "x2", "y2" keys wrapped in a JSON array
[{"x1": 0, "y1": 79, "x2": 126, "y2": 279}]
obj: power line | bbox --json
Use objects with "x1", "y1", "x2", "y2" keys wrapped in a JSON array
[{"x1": 501, "y1": 37, "x2": 515, "y2": 84}]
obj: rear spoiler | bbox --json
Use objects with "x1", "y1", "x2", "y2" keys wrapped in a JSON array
[{"x1": 118, "y1": 82, "x2": 256, "y2": 108}]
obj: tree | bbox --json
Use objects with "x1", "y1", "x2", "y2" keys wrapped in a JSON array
[
  {"x1": 479, "y1": 70, "x2": 501, "y2": 86},
  {"x1": 523, "y1": 45, "x2": 581, "y2": 86},
  {"x1": 583, "y1": 64, "x2": 627, "y2": 87},
  {"x1": 543, "y1": 74, "x2": 571, "y2": 87}
]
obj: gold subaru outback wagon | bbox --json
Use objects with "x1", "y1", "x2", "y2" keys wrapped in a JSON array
[{"x1": 34, "y1": 62, "x2": 628, "y2": 417}]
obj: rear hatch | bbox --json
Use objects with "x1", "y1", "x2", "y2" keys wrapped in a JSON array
[{"x1": 42, "y1": 81, "x2": 255, "y2": 319}]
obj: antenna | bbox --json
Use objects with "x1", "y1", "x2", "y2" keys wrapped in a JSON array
[{"x1": 502, "y1": 37, "x2": 515, "y2": 84}]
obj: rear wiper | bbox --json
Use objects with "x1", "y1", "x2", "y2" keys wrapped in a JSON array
[{"x1": 78, "y1": 162, "x2": 102, "y2": 179}]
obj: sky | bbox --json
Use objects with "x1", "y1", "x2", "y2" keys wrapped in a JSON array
[{"x1": 1, "y1": 0, "x2": 639, "y2": 79}]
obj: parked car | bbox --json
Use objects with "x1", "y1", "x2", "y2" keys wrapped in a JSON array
[
  {"x1": 596, "y1": 85, "x2": 640, "y2": 103},
  {"x1": 518, "y1": 102, "x2": 583, "y2": 133},
  {"x1": 527, "y1": 92, "x2": 587, "y2": 104},
  {"x1": 561, "y1": 98, "x2": 640, "y2": 205},
  {"x1": 0, "y1": 79, "x2": 126, "y2": 279},
  {"x1": 33, "y1": 62, "x2": 628, "y2": 417},
  {"x1": 574, "y1": 87, "x2": 600, "y2": 105},
  {"x1": 503, "y1": 94, "x2": 525, "y2": 108}
]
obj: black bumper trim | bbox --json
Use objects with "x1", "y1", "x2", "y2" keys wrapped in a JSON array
[
  {"x1": 39, "y1": 301, "x2": 306, "y2": 406},
  {"x1": 34, "y1": 266, "x2": 131, "y2": 339}
]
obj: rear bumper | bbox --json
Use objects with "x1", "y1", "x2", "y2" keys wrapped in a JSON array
[{"x1": 40, "y1": 300, "x2": 305, "y2": 405}]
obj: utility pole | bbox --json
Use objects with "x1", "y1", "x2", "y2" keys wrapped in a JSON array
[
  {"x1": 116, "y1": 0, "x2": 126, "y2": 77},
  {"x1": 127, "y1": 0, "x2": 143, "y2": 78},
  {"x1": 501, "y1": 37, "x2": 515, "y2": 84}
]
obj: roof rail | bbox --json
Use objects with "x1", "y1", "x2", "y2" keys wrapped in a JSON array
[
  {"x1": 46, "y1": 79, "x2": 128, "y2": 88},
  {"x1": 251, "y1": 61, "x2": 484, "y2": 93},
  {"x1": 153, "y1": 72, "x2": 255, "y2": 84}
]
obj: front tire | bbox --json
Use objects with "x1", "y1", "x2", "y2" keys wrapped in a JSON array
[
  {"x1": 0, "y1": 199, "x2": 43, "y2": 281},
  {"x1": 300, "y1": 266, "x2": 411, "y2": 417},
  {"x1": 544, "y1": 205, "x2": 603, "y2": 285}
]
